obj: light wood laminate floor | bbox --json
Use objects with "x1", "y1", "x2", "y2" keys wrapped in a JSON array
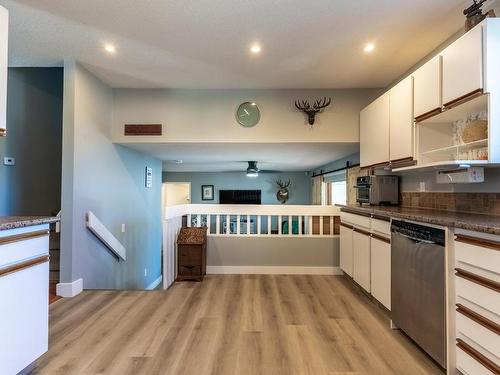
[{"x1": 31, "y1": 275, "x2": 443, "y2": 375}]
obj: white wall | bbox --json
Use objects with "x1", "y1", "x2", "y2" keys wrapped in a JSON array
[
  {"x1": 61, "y1": 61, "x2": 162, "y2": 290},
  {"x1": 112, "y1": 88, "x2": 380, "y2": 144}
]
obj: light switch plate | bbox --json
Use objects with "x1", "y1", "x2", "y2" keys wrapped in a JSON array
[{"x1": 3, "y1": 157, "x2": 15, "y2": 166}]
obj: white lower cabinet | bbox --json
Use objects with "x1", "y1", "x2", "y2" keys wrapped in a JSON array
[
  {"x1": 353, "y1": 229, "x2": 371, "y2": 293},
  {"x1": 454, "y1": 232, "x2": 500, "y2": 375},
  {"x1": 0, "y1": 225, "x2": 50, "y2": 375},
  {"x1": 370, "y1": 236, "x2": 391, "y2": 310},
  {"x1": 339, "y1": 224, "x2": 353, "y2": 277}
]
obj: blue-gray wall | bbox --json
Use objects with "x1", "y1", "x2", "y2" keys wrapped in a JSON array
[
  {"x1": 163, "y1": 171, "x2": 311, "y2": 205},
  {"x1": 61, "y1": 62, "x2": 162, "y2": 290},
  {"x1": 311, "y1": 152, "x2": 359, "y2": 176},
  {"x1": 0, "y1": 67, "x2": 63, "y2": 216}
]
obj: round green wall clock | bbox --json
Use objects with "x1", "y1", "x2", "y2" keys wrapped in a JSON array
[{"x1": 236, "y1": 102, "x2": 260, "y2": 128}]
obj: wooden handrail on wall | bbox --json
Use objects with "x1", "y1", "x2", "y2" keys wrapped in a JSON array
[{"x1": 86, "y1": 211, "x2": 126, "y2": 261}]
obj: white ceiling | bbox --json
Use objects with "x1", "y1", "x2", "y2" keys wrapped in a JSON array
[
  {"x1": 0, "y1": 0, "x2": 473, "y2": 88},
  {"x1": 124, "y1": 143, "x2": 359, "y2": 172}
]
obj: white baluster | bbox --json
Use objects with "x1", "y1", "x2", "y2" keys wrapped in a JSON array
[
  {"x1": 319, "y1": 216, "x2": 324, "y2": 236},
  {"x1": 278, "y1": 216, "x2": 282, "y2": 235},
  {"x1": 187, "y1": 214, "x2": 192, "y2": 227},
  {"x1": 288, "y1": 216, "x2": 292, "y2": 235},
  {"x1": 226, "y1": 215, "x2": 230, "y2": 235},
  {"x1": 267, "y1": 215, "x2": 271, "y2": 235},
  {"x1": 247, "y1": 215, "x2": 251, "y2": 235},
  {"x1": 298, "y1": 216, "x2": 302, "y2": 236},
  {"x1": 308, "y1": 216, "x2": 313, "y2": 236},
  {"x1": 330, "y1": 216, "x2": 334, "y2": 236},
  {"x1": 216, "y1": 215, "x2": 220, "y2": 235},
  {"x1": 257, "y1": 216, "x2": 261, "y2": 235},
  {"x1": 197, "y1": 214, "x2": 201, "y2": 227},
  {"x1": 237, "y1": 215, "x2": 241, "y2": 235},
  {"x1": 207, "y1": 214, "x2": 211, "y2": 234}
]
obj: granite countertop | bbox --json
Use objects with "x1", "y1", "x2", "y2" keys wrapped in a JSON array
[
  {"x1": 337, "y1": 204, "x2": 500, "y2": 235},
  {"x1": 0, "y1": 216, "x2": 60, "y2": 231}
]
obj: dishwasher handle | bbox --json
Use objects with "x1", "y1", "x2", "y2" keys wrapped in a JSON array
[{"x1": 393, "y1": 231, "x2": 437, "y2": 245}]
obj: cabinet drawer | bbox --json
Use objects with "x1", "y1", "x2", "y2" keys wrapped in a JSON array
[
  {"x1": 0, "y1": 225, "x2": 50, "y2": 268},
  {"x1": 455, "y1": 235, "x2": 500, "y2": 275},
  {"x1": 371, "y1": 218, "x2": 391, "y2": 236},
  {"x1": 178, "y1": 247, "x2": 201, "y2": 265},
  {"x1": 456, "y1": 305, "x2": 500, "y2": 359},
  {"x1": 456, "y1": 339, "x2": 499, "y2": 375},
  {"x1": 340, "y1": 212, "x2": 370, "y2": 230},
  {"x1": 179, "y1": 265, "x2": 201, "y2": 276},
  {"x1": 455, "y1": 271, "x2": 500, "y2": 317}
]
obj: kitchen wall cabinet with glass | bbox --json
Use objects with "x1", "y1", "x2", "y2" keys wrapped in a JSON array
[{"x1": 0, "y1": 6, "x2": 8, "y2": 136}]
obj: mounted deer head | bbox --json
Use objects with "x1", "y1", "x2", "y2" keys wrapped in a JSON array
[
  {"x1": 295, "y1": 97, "x2": 332, "y2": 125},
  {"x1": 276, "y1": 179, "x2": 291, "y2": 204}
]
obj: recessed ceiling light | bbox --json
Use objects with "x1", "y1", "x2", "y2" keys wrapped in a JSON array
[
  {"x1": 364, "y1": 42, "x2": 375, "y2": 53},
  {"x1": 250, "y1": 44, "x2": 262, "y2": 54},
  {"x1": 104, "y1": 44, "x2": 116, "y2": 54}
]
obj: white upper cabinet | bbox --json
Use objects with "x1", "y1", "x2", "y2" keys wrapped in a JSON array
[
  {"x1": 413, "y1": 55, "x2": 442, "y2": 120},
  {"x1": 389, "y1": 76, "x2": 414, "y2": 161},
  {"x1": 360, "y1": 92, "x2": 390, "y2": 167},
  {"x1": 442, "y1": 25, "x2": 483, "y2": 107},
  {"x1": 0, "y1": 6, "x2": 8, "y2": 136}
]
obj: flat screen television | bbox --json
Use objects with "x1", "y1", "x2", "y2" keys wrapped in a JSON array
[{"x1": 219, "y1": 190, "x2": 261, "y2": 204}]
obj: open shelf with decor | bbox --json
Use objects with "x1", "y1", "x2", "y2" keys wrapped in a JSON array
[{"x1": 394, "y1": 94, "x2": 496, "y2": 171}]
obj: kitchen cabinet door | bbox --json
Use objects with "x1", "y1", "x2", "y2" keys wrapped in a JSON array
[
  {"x1": 0, "y1": 261, "x2": 49, "y2": 375},
  {"x1": 390, "y1": 76, "x2": 414, "y2": 162},
  {"x1": 340, "y1": 224, "x2": 353, "y2": 277},
  {"x1": 442, "y1": 25, "x2": 483, "y2": 107},
  {"x1": 413, "y1": 55, "x2": 442, "y2": 120},
  {"x1": 353, "y1": 229, "x2": 371, "y2": 292},
  {"x1": 360, "y1": 92, "x2": 390, "y2": 167},
  {"x1": 0, "y1": 6, "x2": 8, "y2": 136},
  {"x1": 370, "y1": 236, "x2": 391, "y2": 310}
]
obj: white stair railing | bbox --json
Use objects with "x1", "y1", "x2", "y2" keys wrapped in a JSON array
[{"x1": 86, "y1": 211, "x2": 126, "y2": 260}]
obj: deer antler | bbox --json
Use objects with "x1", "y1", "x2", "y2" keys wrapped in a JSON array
[
  {"x1": 295, "y1": 100, "x2": 310, "y2": 111},
  {"x1": 313, "y1": 97, "x2": 331, "y2": 110},
  {"x1": 276, "y1": 179, "x2": 283, "y2": 188},
  {"x1": 284, "y1": 179, "x2": 291, "y2": 188}
]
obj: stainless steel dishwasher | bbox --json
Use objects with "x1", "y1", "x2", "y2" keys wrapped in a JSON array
[{"x1": 391, "y1": 220, "x2": 446, "y2": 369}]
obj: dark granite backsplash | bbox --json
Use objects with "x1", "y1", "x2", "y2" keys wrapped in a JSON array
[{"x1": 400, "y1": 192, "x2": 500, "y2": 216}]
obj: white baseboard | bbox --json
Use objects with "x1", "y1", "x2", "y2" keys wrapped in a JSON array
[
  {"x1": 206, "y1": 266, "x2": 342, "y2": 275},
  {"x1": 56, "y1": 278, "x2": 83, "y2": 297},
  {"x1": 146, "y1": 275, "x2": 163, "y2": 290}
]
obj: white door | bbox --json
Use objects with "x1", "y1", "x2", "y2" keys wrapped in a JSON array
[
  {"x1": 353, "y1": 230, "x2": 371, "y2": 292},
  {"x1": 442, "y1": 25, "x2": 483, "y2": 107},
  {"x1": 0, "y1": 6, "x2": 8, "y2": 134},
  {"x1": 390, "y1": 76, "x2": 414, "y2": 162},
  {"x1": 360, "y1": 92, "x2": 390, "y2": 167},
  {"x1": 340, "y1": 224, "x2": 353, "y2": 277},
  {"x1": 414, "y1": 55, "x2": 442, "y2": 119},
  {"x1": 370, "y1": 236, "x2": 391, "y2": 310}
]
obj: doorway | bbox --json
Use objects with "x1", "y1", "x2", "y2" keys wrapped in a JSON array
[{"x1": 162, "y1": 182, "x2": 191, "y2": 208}]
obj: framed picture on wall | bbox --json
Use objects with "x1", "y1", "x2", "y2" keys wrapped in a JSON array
[{"x1": 201, "y1": 185, "x2": 214, "y2": 201}]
